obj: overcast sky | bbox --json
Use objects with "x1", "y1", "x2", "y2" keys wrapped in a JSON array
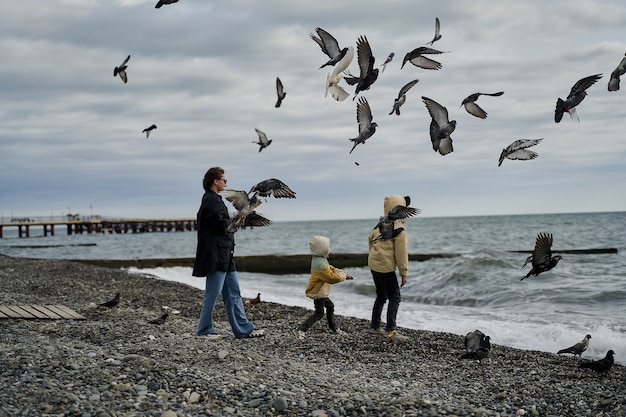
[{"x1": 1, "y1": 0, "x2": 625, "y2": 222}]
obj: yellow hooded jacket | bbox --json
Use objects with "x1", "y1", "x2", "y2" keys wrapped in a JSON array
[
  {"x1": 305, "y1": 235, "x2": 347, "y2": 299},
  {"x1": 367, "y1": 195, "x2": 409, "y2": 277}
]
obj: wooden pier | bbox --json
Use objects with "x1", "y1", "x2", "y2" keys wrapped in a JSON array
[{"x1": 0, "y1": 217, "x2": 197, "y2": 238}]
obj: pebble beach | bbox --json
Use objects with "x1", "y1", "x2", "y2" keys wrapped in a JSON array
[{"x1": 1, "y1": 254, "x2": 624, "y2": 417}]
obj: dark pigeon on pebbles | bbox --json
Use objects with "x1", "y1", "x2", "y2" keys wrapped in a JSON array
[
  {"x1": 422, "y1": 96, "x2": 456, "y2": 155},
  {"x1": 349, "y1": 97, "x2": 377, "y2": 154},
  {"x1": 401, "y1": 47, "x2": 447, "y2": 70},
  {"x1": 498, "y1": 138, "x2": 542, "y2": 167},
  {"x1": 460, "y1": 91, "x2": 504, "y2": 119},
  {"x1": 275, "y1": 77, "x2": 286, "y2": 108},
  {"x1": 521, "y1": 233, "x2": 563, "y2": 280},
  {"x1": 99, "y1": 292, "x2": 120, "y2": 308},
  {"x1": 608, "y1": 53, "x2": 626, "y2": 92},
  {"x1": 389, "y1": 79, "x2": 419, "y2": 116},
  {"x1": 554, "y1": 74, "x2": 602, "y2": 123},
  {"x1": 460, "y1": 329, "x2": 491, "y2": 363},
  {"x1": 579, "y1": 350, "x2": 614, "y2": 373},
  {"x1": 310, "y1": 27, "x2": 349, "y2": 69},
  {"x1": 114, "y1": 55, "x2": 130, "y2": 84},
  {"x1": 558, "y1": 334, "x2": 591, "y2": 357}
]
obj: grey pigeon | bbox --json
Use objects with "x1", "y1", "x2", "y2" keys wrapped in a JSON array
[
  {"x1": 389, "y1": 79, "x2": 419, "y2": 116},
  {"x1": 372, "y1": 202, "x2": 420, "y2": 242},
  {"x1": 579, "y1": 350, "x2": 614, "y2": 373},
  {"x1": 349, "y1": 96, "x2": 377, "y2": 154},
  {"x1": 343, "y1": 35, "x2": 379, "y2": 99},
  {"x1": 460, "y1": 91, "x2": 504, "y2": 119},
  {"x1": 426, "y1": 17, "x2": 442, "y2": 46},
  {"x1": 608, "y1": 53, "x2": 626, "y2": 92},
  {"x1": 380, "y1": 52, "x2": 394, "y2": 73},
  {"x1": 498, "y1": 138, "x2": 542, "y2": 167},
  {"x1": 460, "y1": 329, "x2": 491, "y2": 363},
  {"x1": 155, "y1": 0, "x2": 179, "y2": 8},
  {"x1": 222, "y1": 178, "x2": 295, "y2": 232},
  {"x1": 114, "y1": 55, "x2": 130, "y2": 84},
  {"x1": 401, "y1": 46, "x2": 447, "y2": 70},
  {"x1": 325, "y1": 46, "x2": 354, "y2": 102},
  {"x1": 253, "y1": 128, "x2": 272, "y2": 152},
  {"x1": 521, "y1": 233, "x2": 563, "y2": 281},
  {"x1": 554, "y1": 74, "x2": 602, "y2": 123},
  {"x1": 422, "y1": 96, "x2": 456, "y2": 155},
  {"x1": 310, "y1": 27, "x2": 349, "y2": 69},
  {"x1": 557, "y1": 334, "x2": 591, "y2": 357},
  {"x1": 142, "y1": 124, "x2": 157, "y2": 139},
  {"x1": 275, "y1": 77, "x2": 286, "y2": 108},
  {"x1": 99, "y1": 292, "x2": 120, "y2": 308},
  {"x1": 148, "y1": 313, "x2": 169, "y2": 325}
]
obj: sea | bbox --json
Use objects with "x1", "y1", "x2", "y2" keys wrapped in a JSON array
[{"x1": 1, "y1": 212, "x2": 625, "y2": 363}]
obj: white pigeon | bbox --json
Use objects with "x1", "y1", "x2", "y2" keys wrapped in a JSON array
[
  {"x1": 498, "y1": 138, "x2": 543, "y2": 167},
  {"x1": 326, "y1": 46, "x2": 354, "y2": 102}
]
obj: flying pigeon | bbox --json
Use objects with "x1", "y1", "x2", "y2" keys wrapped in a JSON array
[
  {"x1": 343, "y1": 35, "x2": 379, "y2": 99},
  {"x1": 372, "y1": 202, "x2": 420, "y2": 241},
  {"x1": 460, "y1": 91, "x2": 504, "y2": 119},
  {"x1": 114, "y1": 55, "x2": 130, "y2": 84},
  {"x1": 275, "y1": 77, "x2": 286, "y2": 108},
  {"x1": 608, "y1": 52, "x2": 626, "y2": 92},
  {"x1": 401, "y1": 47, "x2": 447, "y2": 70},
  {"x1": 325, "y1": 46, "x2": 354, "y2": 101},
  {"x1": 579, "y1": 350, "x2": 614, "y2": 373},
  {"x1": 380, "y1": 52, "x2": 394, "y2": 73},
  {"x1": 557, "y1": 334, "x2": 591, "y2": 357},
  {"x1": 155, "y1": 0, "x2": 179, "y2": 8},
  {"x1": 554, "y1": 74, "x2": 602, "y2": 123},
  {"x1": 422, "y1": 96, "x2": 456, "y2": 155},
  {"x1": 521, "y1": 233, "x2": 563, "y2": 280},
  {"x1": 389, "y1": 79, "x2": 419, "y2": 116},
  {"x1": 426, "y1": 17, "x2": 442, "y2": 46},
  {"x1": 99, "y1": 292, "x2": 120, "y2": 308},
  {"x1": 349, "y1": 96, "x2": 377, "y2": 154},
  {"x1": 310, "y1": 27, "x2": 349, "y2": 69},
  {"x1": 498, "y1": 138, "x2": 543, "y2": 167},
  {"x1": 222, "y1": 178, "x2": 296, "y2": 232},
  {"x1": 253, "y1": 128, "x2": 272, "y2": 152},
  {"x1": 460, "y1": 329, "x2": 491, "y2": 362},
  {"x1": 148, "y1": 313, "x2": 169, "y2": 325},
  {"x1": 142, "y1": 124, "x2": 157, "y2": 139}
]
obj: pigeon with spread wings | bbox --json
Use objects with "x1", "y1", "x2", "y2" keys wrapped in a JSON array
[
  {"x1": 460, "y1": 91, "x2": 504, "y2": 119},
  {"x1": 521, "y1": 233, "x2": 563, "y2": 280},
  {"x1": 401, "y1": 47, "x2": 447, "y2": 70},
  {"x1": 372, "y1": 203, "x2": 420, "y2": 242},
  {"x1": 554, "y1": 74, "x2": 602, "y2": 123},
  {"x1": 389, "y1": 79, "x2": 419, "y2": 116},
  {"x1": 498, "y1": 138, "x2": 542, "y2": 167},
  {"x1": 114, "y1": 55, "x2": 130, "y2": 84},
  {"x1": 343, "y1": 35, "x2": 379, "y2": 99},
  {"x1": 310, "y1": 27, "x2": 349, "y2": 69},
  {"x1": 349, "y1": 97, "x2": 377, "y2": 154},
  {"x1": 426, "y1": 17, "x2": 442, "y2": 46},
  {"x1": 222, "y1": 179, "x2": 296, "y2": 232},
  {"x1": 142, "y1": 124, "x2": 157, "y2": 139},
  {"x1": 422, "y1": 96, "x2": 456, "y2": 155},
  {"x1": 155, "y1": 0, "x2": 178, "y2": 8},
  {"x1": 253, "y1": 128, "x2": 272, "y2": 152},
  {"x1": 325, "y1": 46, "x2": 354, "y2": 102}
]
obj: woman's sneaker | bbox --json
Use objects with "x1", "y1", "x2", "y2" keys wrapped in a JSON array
[
  {"x1": 368, "y1": 327, "x2": 385, "y2": 335},
  {"x1": 387, "y1": 330, "x2": 409, "y2": 343}
]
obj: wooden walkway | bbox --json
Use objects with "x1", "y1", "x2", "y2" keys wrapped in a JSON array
[{"x1": 0, "y1": 305, "x2": 86, "y2": 320}]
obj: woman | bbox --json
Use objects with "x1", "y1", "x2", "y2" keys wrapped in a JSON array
[{"x1": 192, "y1": 166, "x2": 263, "y2": 339}]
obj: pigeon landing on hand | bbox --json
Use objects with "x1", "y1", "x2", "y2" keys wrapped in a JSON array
[
  {"x1": 558, "y1": 334, "x2": 591, "y2": 357},
  {"x1": 498, "y1": 138, "x2": 542, "y2": 167},
  {"x1": 389, "y1": 79, "x2": 419, "y2": 116},
  {"x1": 579, "y1": 350, "x2": 614, "y2": 373},
  {"x1": 114, "y1": 55, "x2": 130, "y2": 84},
  {"x1": 343, "y1": 35, "x2": 379, "y2": 99},
  {"x1": 460, "y1": 91, "x2": 504, "y2": 119},
  {"x1": 99, "y1": 292, "x2": 120, "y2": 308},
  {"x1": 275, "y1": 77, "x2": 286, "y2": 108},
  {"x1": 148, "y1": 313, "x2": 169, "y2": 325},
  {"x1": 253, "y1": 128, "x2": 272, "y2": 152},
  {"x1": 554, "y1": 74, "x2": 602, "y2": 123},
  {"x1": 349, "y1": 96, "x2": 377, "y2": 154},
  {"x1": 401, "y1": 47, "x2": 447, "y2": 70},
  {"x1": 608, "y1": 53, "x2": 626, "y2": 92},
  {"x1": 325, "y1": 46, "x2": 354, "y2": 101},
  {"x1": 372, "y1": 202, "x2": 420, "y2": 242},
  {"x1": 142, "y1": 124, "x2": 157, "y2": 139},
  {"x1": 310, "y1": 27, "x2": 349, "y2": 69},
  {"x1": 521, "y1": 233, "x2": 563, "y2": 280},
  {"x1": 380, "y1": 52, "x2": 394, "y2": 73},
  {"x1": 155, "y1": 0, "x2": 179, "y2": 8},
  {"x1": 425, "y1": 17, "x2": 442, "y2": 46},
  {"x1": 422, "y1": 96, "x2": 456, "y2": 155},
  {"x1": 460, "y1": 329, "x2": 491, "y2": 363}
]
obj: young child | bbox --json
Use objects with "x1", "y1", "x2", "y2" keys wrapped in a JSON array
[{"x1": 297, "y1": 235, "x2": 353, "y2": 336}]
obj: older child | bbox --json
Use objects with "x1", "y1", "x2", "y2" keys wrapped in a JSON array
[{"x1": 297, "y1": 235, "x2": 353, "y2": 335}]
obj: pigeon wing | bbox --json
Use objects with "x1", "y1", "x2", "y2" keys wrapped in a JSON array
[
  {"x1": 356, "y1": 36, "x2": 374, "y2": 79},
  {"x1": 254, "y1": 128, "x2": 269, "y2": 146},
  {"x1": 463, "y1": 102, "x2": 487, "y2": 119},
  {"x1": 567, "y1": 74, "x2": 602, "y2": 99},
  {"x1": 242, "y1": 211, "x2": 273, "y2": 228},
  {"x1": 221, "y1": 189, "x2": 252, "y2": 211},
  {"x1": 249, "y1": 178, "x2": 296, "y2": 199},
  {"x1": 313, "y1": 27, "x2": 341, "y2": 58},
  {"x1": 409, "y1": 55, "x2": 442, "y2": 70},
  {"x1": 504, "y1": 149, "x2": 538, "y2": 162},
  {"x1": 397, "y1": 79, "x2": 419, "y2": 99},
  {"x1": 275, "y1": 77, "x2": 285, "y2": 107},
  {"x1": 532, "y1": 233, "x2": 553, "y2": 268},
  {"x1": 386, "y1": 205, "x2": 420, "y2": 221},
  {"x1": 422, "y1": 96, "x2": 450, "y2": 127},
  {"x1": 356, "y1": 97, "x2": 373, "y2": 134}
]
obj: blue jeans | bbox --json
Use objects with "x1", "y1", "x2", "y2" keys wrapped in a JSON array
[{"x1": 197, "y1": 270, "x2": 255, "y2": 338}]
